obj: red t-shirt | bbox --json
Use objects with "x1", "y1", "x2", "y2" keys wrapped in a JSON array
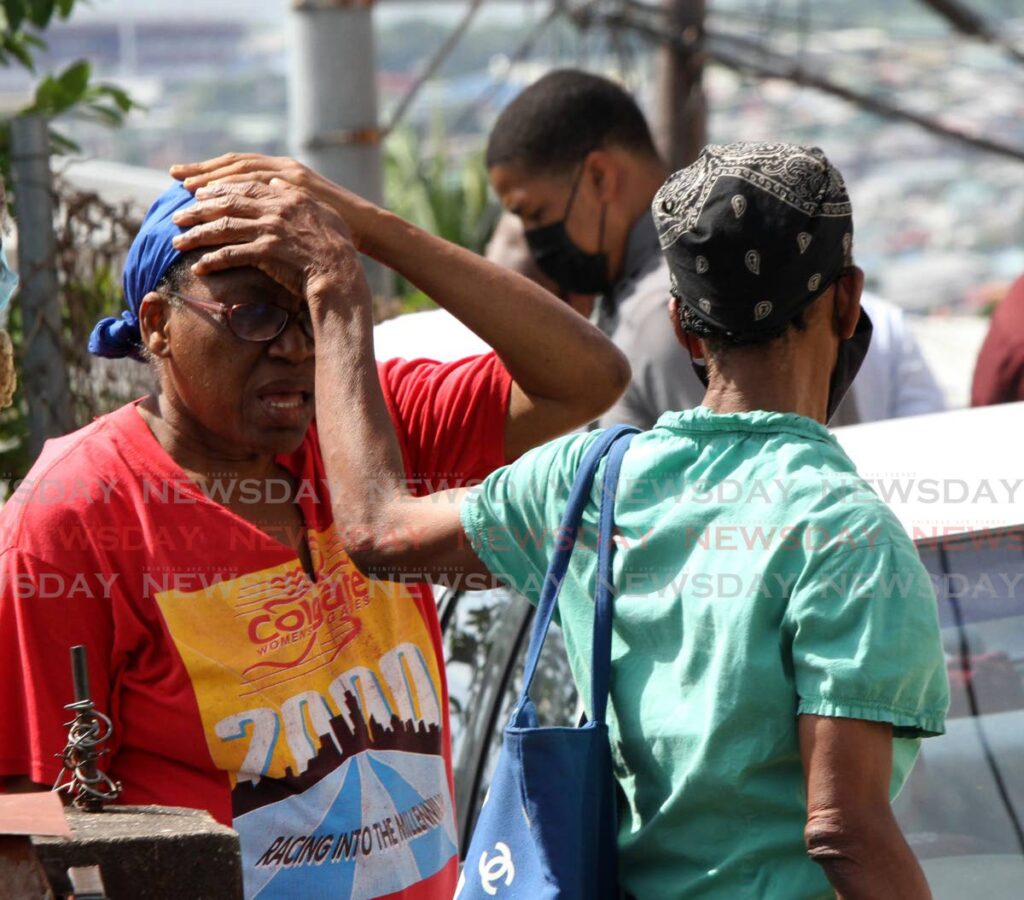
[
  {"x1": 972, "y1": 274, "x2": 1024, "y2": 406},
  {"x1": 0, "y1": 354, "x2": 511, "y2": 900}
]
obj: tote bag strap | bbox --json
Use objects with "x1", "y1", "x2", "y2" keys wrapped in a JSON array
[
  {"x1": 590, "y1": 429, "x2": 634, "y2": 724},
  {"x1": 517, "y1": 424, "x2": 639, "y2": 717}
]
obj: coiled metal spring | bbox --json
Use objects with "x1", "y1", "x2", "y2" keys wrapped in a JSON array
[{"x1": 52, "y1": 646, "x2": 122, "y2": 811}]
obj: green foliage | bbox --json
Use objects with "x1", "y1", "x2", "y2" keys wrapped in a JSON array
[
  {"x1": 0, "y1": 0, "x2": 140, "y2": 477},
  {"x1": 385, "y1": 128, "x2": 497, "y2": 252},
  {"x1": 0, "y1": 1, "x2": 76, "y2": 71},
  {"x1": 384, "y1": 127, "x2": 499, "y2": 308},
  {"x1": 1, "y1": 1, "x2": 140, "y2": 180},
  {"x1": 27, "y1": 59, "x2": 134, "y2": 122}
]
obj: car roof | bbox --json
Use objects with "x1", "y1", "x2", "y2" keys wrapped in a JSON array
[{"x1": 833, "y1": 402, "x2": 1024, "y2": 542}]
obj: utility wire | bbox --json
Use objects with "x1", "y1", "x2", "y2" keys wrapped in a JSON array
[
  {"x1": 709, "y1": 29, "x2": 1024, "y2": 164},
  {"x1": 915, "y1": 0, "x2": 1024, "y2": 66},
  {"x1": 383, "y1": 0, "x2": 488, "y2": 137},
  {"x1": 796, "y1": 0, "x2": 811, "y2": 68},
  {"x1": 382, "y1": 0, "x2": 561, "y2": 207},
  {"x1": 576, "y1": 7, "x2": 1024, "y2": 165},
  {"x1": 447, "y1": 0, "x2": 609, "y2": 133},
  {"x1": 450, "y1": 2, "x2": 564, "y2": 133}
]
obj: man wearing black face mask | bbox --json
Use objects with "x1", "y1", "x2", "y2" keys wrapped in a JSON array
[{"x1": 487, "y1": 69, "x2": 705, "y2": 427}]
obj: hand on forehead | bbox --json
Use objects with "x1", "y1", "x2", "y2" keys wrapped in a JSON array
[
  {"x1": 175, "y1": 255, "x2": 301, "y2": 307},
  {"x1": 170, "y1": 179, "x2": 360, "y2": 302}
]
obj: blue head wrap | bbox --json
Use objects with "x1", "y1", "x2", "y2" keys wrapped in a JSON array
[{"x1": 88, "y1": 182, "x2": 197, "y2": 361}]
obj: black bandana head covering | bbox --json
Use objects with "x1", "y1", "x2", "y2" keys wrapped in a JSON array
[{"x1": 652, "y1": 142, "x2": 853, "y2": 340}]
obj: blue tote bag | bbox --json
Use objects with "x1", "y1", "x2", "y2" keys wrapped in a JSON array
[{"x1": 455, "y1": 425, "x2": 638, "y2": 900}]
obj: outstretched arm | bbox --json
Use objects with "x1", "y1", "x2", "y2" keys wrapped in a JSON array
[
  {"x1": 171, "y1": 154, "x2": 630, "y2": 459},
  {"x1": 311, "y1": 289, "x2": 490, "y2": 582}
]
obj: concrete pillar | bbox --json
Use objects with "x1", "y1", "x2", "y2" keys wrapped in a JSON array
[
  {"x1": 288, "y1": 0, "x2": 388, "y2": 295},
  {"x1": 9, "y1": 114, "x2": 76, "y2": 459}
]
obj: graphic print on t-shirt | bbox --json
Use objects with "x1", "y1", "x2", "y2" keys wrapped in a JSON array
[{"x1": 154, "y1": 526, "x2": 457, "y2": 898}]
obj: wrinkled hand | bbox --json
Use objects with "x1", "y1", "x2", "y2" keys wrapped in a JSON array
[
  {"x1": 171, "y1": 180, "x2": 370, "y2": 306},
  {"x1": 170, "y1": 152, "x2": 375, "y2": 253}
]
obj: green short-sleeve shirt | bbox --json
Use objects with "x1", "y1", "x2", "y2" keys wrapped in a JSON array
[{"x1": 461, "y1": 407, "x2": 949, "y2": 900}]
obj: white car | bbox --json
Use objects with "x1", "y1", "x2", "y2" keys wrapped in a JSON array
[{"x1": 836, "y1": 403, "x2": 1024, "y2": 898}]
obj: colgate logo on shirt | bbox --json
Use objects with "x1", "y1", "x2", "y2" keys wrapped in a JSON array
[{"x1": 242, "y1": 569, "x2": 368, "y2": 677}]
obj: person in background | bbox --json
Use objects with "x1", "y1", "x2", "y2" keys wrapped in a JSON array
[
  {"x1": 291, "y1": 142, "x2": 948, "y2": 899},
  {"x1": 483, "y1": 212, "x2": 595, "y2": 317},
  {"x1": 971, "y1": 273, "x2": 1024, "y2": 405},
  {"x1": 479, "y1": 219, "x2": 947, "y2": 428},
  {"x1": 486, "y1": 68, "x2": 704, "y2": 428},
  {"x1": 831, "y1": 292, "x2": 946, "y2": 425},
  {"x1": 0, "y1": 162, "x2": 628, "y2": 900},
  {"x1": 371, "y1": 213, "x2": 579, "y2": 363}
]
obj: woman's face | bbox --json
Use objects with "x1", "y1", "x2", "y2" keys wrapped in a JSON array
[{"x1": 155, "y1": 265, "x2": 316, "y2": 459}]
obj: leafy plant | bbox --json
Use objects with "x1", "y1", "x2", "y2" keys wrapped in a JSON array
[
  {"x1": 384, "y1": 126, "x2": 499, "y2": 311},
  {"x1": 1, "y1": 1, "x2": 140, "y2": 187},
  {"x1": 0, "y1": 0, "x2": 140, "y2": 480}
]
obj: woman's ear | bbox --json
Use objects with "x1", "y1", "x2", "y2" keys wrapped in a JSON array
[
  {"x1": 669, "y1": 296, "x2": 703, "y2": 357},
  {"x1": 836, "y1": 266, "x2": 865, "y2": 340},
  {"x1": 139, "y1": 292, "x2": 172, "y2": 359}
]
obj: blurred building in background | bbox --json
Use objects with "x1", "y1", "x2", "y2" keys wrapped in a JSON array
[{"x1": 1, "y1": 0, "x2": 1021, "y2": 406}]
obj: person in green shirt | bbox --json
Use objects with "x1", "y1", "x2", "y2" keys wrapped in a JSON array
[{"x1": 178, "y1": 142, "x2": 949, "y2": 899}]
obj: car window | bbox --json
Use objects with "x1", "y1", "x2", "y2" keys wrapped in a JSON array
[
  {"x1": 466, "y1": 607, "x2": 580, "y2": 836},
  {"x1": 442, "y1": 586, "x2": 521, "y2": 760},
  {"x1": 896, "y1": 527, "x2": 1024, "y2": 870},
  {"x1": 441, "y1": 585, "x2": 580, "y2": 847},
  {"x1": 444, "y1": 526, "x2": 1024, "y2": 883}
]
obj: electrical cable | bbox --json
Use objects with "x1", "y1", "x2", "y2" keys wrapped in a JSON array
[
  {"x1": 915, "y1": 0, "x2": 1024, "y2": 66},
  {"x1": 383, "y1": 0, "x2": 488, "y2": 137},
  {"x1": 582, "y1": 6, "x2": 1024, "y2": 164}
]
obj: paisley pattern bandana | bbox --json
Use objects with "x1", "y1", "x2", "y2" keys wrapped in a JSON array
[{"x1": 652, "y1": 142, "x2": 853, "y2": 340}]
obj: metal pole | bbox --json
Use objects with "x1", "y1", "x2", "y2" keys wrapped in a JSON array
[
  {"x1": 288, "y1": 0, "x2": 388, "y2": 295},
  {"x1": 654, "y1": 0, "x2": 708, "y2": 171},
  {"x1": 69, "y1": 645, "x2": 102, "y2": 812},
  {"x1": 9, "y1": 114, "x2": 75, "y2": 460}
]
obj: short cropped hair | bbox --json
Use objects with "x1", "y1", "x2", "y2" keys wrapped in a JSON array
[
  {"x1": 155, "y1": 249, "x2": 207, "y2": 299},
  {"x1": 137, "y1": 251, "x2": 200, "y2": 363},
  {"x1": 679, "y1": 302, "x2": 812, "y2": 362},
  {"x1": 679, "y1": 279, "x2": 850, "y2": 365},
  {"x1": 485, "y1": 69, "x2": 660, "y2": 175}
]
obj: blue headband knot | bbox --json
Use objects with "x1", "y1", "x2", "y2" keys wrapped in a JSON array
[{"x1": 88, "y1": 182, "x2": 196, "y2": 361}]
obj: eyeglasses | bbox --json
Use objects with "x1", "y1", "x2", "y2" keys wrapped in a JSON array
[{"x1": 167, "y1": 291, "x2": 314, "y2": 343}]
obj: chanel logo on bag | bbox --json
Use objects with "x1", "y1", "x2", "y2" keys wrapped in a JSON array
[{"x1": 478, "y1": 842, "x2": 516, "y2": 895}]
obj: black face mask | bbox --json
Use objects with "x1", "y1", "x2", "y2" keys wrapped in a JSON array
[
  {"x1": 686, "y1": 307, "x2": 874, "y2": 424},
  {"x1": 524, "y1": 165, "x2": 611, "y2": 295},
  {"x1": 825, "y1": 307, "x2": 872, "y2": 422}
]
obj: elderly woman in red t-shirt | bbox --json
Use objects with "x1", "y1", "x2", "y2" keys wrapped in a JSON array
[{"x1": 0, "y1": 158, "x2": 627, "y2": 900}]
